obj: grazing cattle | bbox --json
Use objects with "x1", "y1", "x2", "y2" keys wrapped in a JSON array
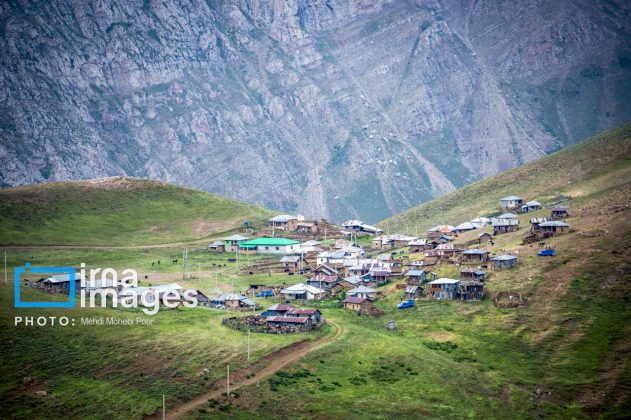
[{"x1": 172, "y1": 259, "x2": 179, "y2": 264}]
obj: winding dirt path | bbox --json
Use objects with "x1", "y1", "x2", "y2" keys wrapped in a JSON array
[{"x1": 157, "y1": 319, "x2": 345, "y2": 420}]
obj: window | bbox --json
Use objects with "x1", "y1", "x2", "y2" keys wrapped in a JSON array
[
  {"x1": 265, "y1": 246, "x2": 269, "y2": 250},
  {"x1": 275, "y1": 247, "x2": 279, "y2": 250}
]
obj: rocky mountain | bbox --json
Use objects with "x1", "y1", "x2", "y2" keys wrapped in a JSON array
[{"x1": 1, "y1": 0, "x2": 630, "y2": 222}]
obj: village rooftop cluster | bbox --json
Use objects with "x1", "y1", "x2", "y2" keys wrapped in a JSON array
[{"x1": 25, "y1": 194, "x2": 572, "y2": 332}]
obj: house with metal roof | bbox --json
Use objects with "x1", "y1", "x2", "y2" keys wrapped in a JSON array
[
  {"x1": 426, "y1": 278, "x2": 460, "y2": 300},
  {"x1": 268, "y1": 214, "x2": 298, "y2": 231},
  {"x1": 461, "y1": 248, "x2": 490, "y2": 263},
  {"x1": 454, "y1": 222, "x2": 478, "y2": 233},
  {"x1": 306, "y1": 274, "x2": 340, "y2": 291},
  {"x1": 208, "y1": 241, "x2": 226, "y2": 253},
  {"x1": 341, "y1": 220, "x2": 384, "y2": 235},
  {"x1": 460, "y1": 268, "x2": 487, "y2": 281},
  {"x1": 261, "y1": 303, "x2": 297, "y2": 317},
  {"x1": 492, "y1": 217, "x2": 520, "y2": 234},
  {"x1": 491, "y1": 254, "x2": 518, "y2": 270},
  {"x1": 404, "y1": 285, "x2": 422, "y2": 299},
  {"x1": 316, "y1": 250, "x2": 347, "y2": 266},
  {"x1": 265, "y1": 316, "x2": 312, "y2": 330},
  {"x1": 538, "y1": 221, "x2": 570, "y2": 235},
  {"x1": 343, "y1": 296, "x2": 374, "y2": 313},
  {"x1": 286, "y1": 308, "x2": 323, "y2": 323},
  {"x1": 279, "y1": 283, "x2": 325, "y2": 300},
  {"x1": 471, "y1": 217, "x2": 491, "y2": 227},
  {"x1": 521, "y1": 200, "x2": 541, "y2": 213},
  {"x1": 497, "y1": 212, "x2": 519, "y2": 219},
  {"x1": 223, "y1": 235, "x2": 249, "y2": 252},
  {"x1": 280, "y1": 255, "x2": 307, "y2": 273},
  {"x1": 409, "y1": 239, "x2": 429, "y2": 253},
  {"x1": 500, "y1": 196, "x2": 523, "y2": 210},
  {"x1": 551, "y1": 206, "x2": 569, "y2": 220},
  {"x1": 37, "y1": 271, "x2": 88, "y2": 293},
  {"x1": 239, "y1": 237, "x2": 301, "y2": 254},
  {"x1": 347, "y1": 285, "x2": 378, "y2": 300}
]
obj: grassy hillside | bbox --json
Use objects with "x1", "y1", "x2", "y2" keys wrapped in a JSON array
[
  {"x1": 0, "y1": 177, "x2": 274, "y2": 246},
  {"x1": 378, "y1": 124, "x2": 631, "y2": 233},
  {"x1": 0, "y1": 285, "x2": 320, "y2": 419},
  {"x1": 1, "y1": 126, "x2": 630, "y2": 419},
  {"x1": 186, "y1": 127, "x2": 631, "y2": 418}
]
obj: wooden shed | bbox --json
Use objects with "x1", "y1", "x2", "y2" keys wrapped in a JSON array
[
  {"x1": 459, "y1": 280, "x2": 484, "y2": 301},
  {"x1": 551, "y1": 206, "x2": 569, "y2": 220}
]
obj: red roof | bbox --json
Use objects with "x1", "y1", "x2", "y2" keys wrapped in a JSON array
[
  {"x1": 266, "y1": 316, "x2": 309, "y2": 324},
  {"x1": 343, "y1": 296, "x2": 366, "y2": 304}
]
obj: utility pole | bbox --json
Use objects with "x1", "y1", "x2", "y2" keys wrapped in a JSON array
[
  {"x1": 182, "y1": 248, "x2": 188, "y2": 280},
  {"x1": 247, "y1": 329, "x2": 251, "y2": 362},
  {"x1": 198, "y1": 262, "x2": 201, "y2": 282},
  {"x1": 227, "y1": 365, "x2": 230, "y2": 395},
  {"x1": 162, "y1": 394, "x2": 165, "y2": 420},
  {"x1": 4, "y1": 251, "x2": 7, "y2": 285}
]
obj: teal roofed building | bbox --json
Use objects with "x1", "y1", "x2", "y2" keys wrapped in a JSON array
[{"x1": 239, "y1": 237, "x2": 301, "y2": 254}]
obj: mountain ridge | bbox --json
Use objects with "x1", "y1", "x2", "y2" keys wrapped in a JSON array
[{"x1": 1, "y1": 0, "x2": 631, "y2": 222}]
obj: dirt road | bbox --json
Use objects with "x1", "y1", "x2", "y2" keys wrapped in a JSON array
[{"x1": 157, "y1": 319, "x2": 345, "y2": 419}]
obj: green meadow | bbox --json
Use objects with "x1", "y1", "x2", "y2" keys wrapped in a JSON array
[
  {"x1": 0, "y1": 282, "x2": 322, "y2": 419},
  {"x1": 0, "y1": 177, "x2": 274, "y2": 246},
  {"x1": 0, "y1": 126, "x2": 629, "y2": 419}
]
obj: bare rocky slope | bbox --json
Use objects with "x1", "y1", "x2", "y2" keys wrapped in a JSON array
[{"x1": 1, "y1": 0, "x2": 630, "y2": 222}]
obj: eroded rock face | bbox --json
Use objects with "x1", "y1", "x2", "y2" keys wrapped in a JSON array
[{"x1": 1, "y1": 0, "x2": 630, "y2": 222}]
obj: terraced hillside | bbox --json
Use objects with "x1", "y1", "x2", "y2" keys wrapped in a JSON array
[{"x1": 0, "y1": 176, "x2": 273, "y2": 246}]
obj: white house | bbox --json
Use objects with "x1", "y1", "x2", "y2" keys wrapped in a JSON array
[
  {"x1": 279, "y1": 283, "x2": 325, "y2": 300},
  {"x1": 500, "y1": 196, "x2": 523, "y2": 210},
  {"x1": 316, "y1": 250, "x2": 347, "y2": 266},
  {"x1": 346, "y1": 285, "x2": 378, "y2": 300}
]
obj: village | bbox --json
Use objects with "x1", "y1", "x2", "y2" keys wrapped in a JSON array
[{"x1": 26, "y1": 194, "x2": 572, "y2": 334}]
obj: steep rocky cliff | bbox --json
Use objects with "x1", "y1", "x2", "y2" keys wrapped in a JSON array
[{"x1": 1, "y1": 0, "x2": 630, "y2": 222}]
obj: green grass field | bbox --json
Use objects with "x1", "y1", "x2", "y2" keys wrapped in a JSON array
[
  {"x1": 0, "y1": 177, "x2": 274, "y2": 246},
  {"x1": 192, "y1": 205, "x2": 631, "y2": 419},
  {"x1": 0, "y1": 283, "x2": 322, "y2": 419},
  {"x1": 0, "y1": 127, "x2": 630, "y2": 418}
]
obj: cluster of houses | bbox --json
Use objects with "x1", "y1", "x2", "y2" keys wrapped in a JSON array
[
  {"x1": 223, "y1": 303, "x2": 325, "y2": 333},
  {"x1": 34, "y1": 194, "x2": 573, "y2": 321}
]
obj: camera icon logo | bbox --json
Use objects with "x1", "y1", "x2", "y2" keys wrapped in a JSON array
[{"x1": 14, "y1": 263, "x2": 76, "y2": 308}]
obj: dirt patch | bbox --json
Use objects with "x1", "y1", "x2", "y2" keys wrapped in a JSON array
[
  {"x1": 192, "y1": 220, "x2": 223, "y2": 236},
  {"x1": 425, "y1": 331, "x2": 457, "y2": 342}
]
